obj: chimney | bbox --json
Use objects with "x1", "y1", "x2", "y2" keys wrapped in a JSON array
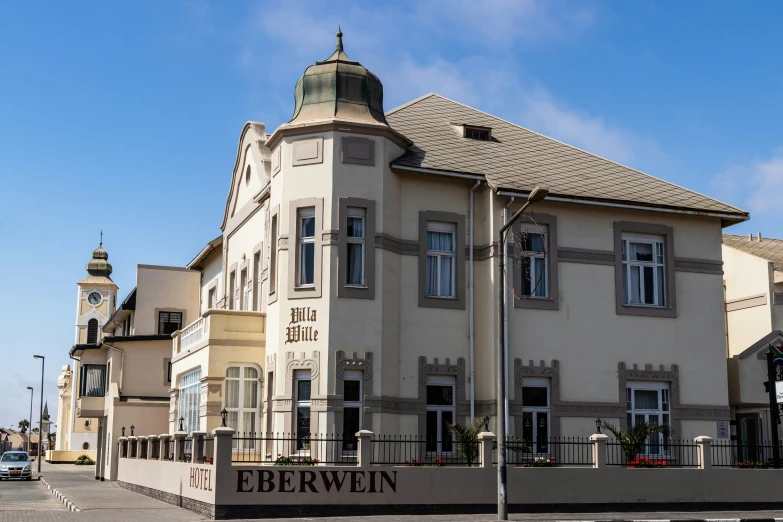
[
  {"x1": 749, "y1": 233, "x2": 753, "y2": 241},
  {"x1": 758, "y1": 232, "x2": 762, "y2": 240}
]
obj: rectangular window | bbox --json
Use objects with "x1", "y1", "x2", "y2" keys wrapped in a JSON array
[
  {"x1": 426, "y1": 222, "x2": 456, "y2": 298},
  {"x1": 207, "y1": 287, "x2": 217, "y2": 309},
  {"x1": 158, "y1": 311, "x2": 182, "y2": 335},
  {"x1": 240, "y1": 268, "x2": 248, "y2": 311},
  {"x1": 626, "y1": 382, "x2": 670, "y2": 456},
  {"x1": 521, "y1": 380, "x2": 550, "y2": 454},
  {"x1": 225, "y1": 366, "x2": 259, "y2": 450},
  {"x1": 345, "y1": 209, "x2": 366, "y2": 287},
  {"x1": 342, "y1": 371, "x2": 362, "y2": 452},
  {"x1": 253, "y1": 251, "x2": 261, "y2": 311},
  {"x1": 465, "y1": 126, "x2": 491, "y2": 140},
  {"x1": 297, "y1": 209, "x2": 316, "y2": 287},
  {"x1": 265, "y1": 372, "x2": 274, "y2": 456},
  {"x1": 519, "y1": 224, "x2": 548, "y2": 298},
  {"x1": 228, "y1": 271, "x2": 236, "y2": 310},
  {"x1": 425, "y1": 376, "x2": 455, "y2": 453},
  {"x1": 178, "y1": 368, "x2": 202, "y2": 433},
  {"x1": 270, "y1": 215, "x2": 278, "y2": 295},
  {"x1": 295, "y1": 371, "x2": 311, "y2": 451},
  {"x1": 621, "y1": 234, "x2": 666, "y2": 307},
  {"x1": 167, "y1": 362, "x2": 172, "y2": 383}
]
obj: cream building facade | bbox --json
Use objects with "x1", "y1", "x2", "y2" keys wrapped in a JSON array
[
  {"x1": 723, "y1": 233, "x2": 783, "y2": 445},
  {"x1": 165, "y1": 30, "x2": 749, "y2": 464}
]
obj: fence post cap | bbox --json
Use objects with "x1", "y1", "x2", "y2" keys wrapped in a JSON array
[
  {"x1": 477, "y1": 431, "x2": 496, "y2": 440},
  {"x1": 127, "y1": 436, "x2": 138, "y2": 441},
  {"x1": 159, "y1": 434, "x2": 171, "y2": 439},
  {"x1": 211, "y1": 426, "x2": 235, "y2": 436},
  {"x1": 589, "y1": 433, "x2": 609, "y2": 442},
  {"x1": 173, "y1": 431, "x2": 187, "y2": 438},
  {"x1": 147, "y1": 435, "x2": 159, "y2": 440},
  {"x1": 118, "y1": 437, "x2": 128, "y2": 442},
  {"x1": 694, "y1": 435, "x2": 713, "y2": 443},
  {"x1": 136, "y1": 435, "x2": 147, "y2": 441},
  {"x1": 355, "y1": 430, "x2": 373, "y2": 438},
  {"x1": 190, "y1": 431, "x2": 207, "y2": 437}
]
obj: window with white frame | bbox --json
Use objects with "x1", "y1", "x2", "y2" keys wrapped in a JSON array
[
  {"x1": 295, "y1": 371, "x2": 311, "y2": 451},
  {"x1": 626, "y1": 382, "x2": 670, "y2": 455},
  {"x1": 519, "y1": 224, "x2": 548, "y2": 298},
  {"x1": 225, "y1": 366, "x2": 260, "y2": 450},
  {"x1": 240, "y1": 268, "x2": 248, "y2": 311},
  {"x1": 621, "y1": 234, "x2": 666, "y2": 307},
  {"x1": 342, "y1": 371, "x2": 362, "y2": 452},
  {"x1": 178, "y1": 368, "x2": 202, "y2": 433},
  {"x1": 425, "y1": 376, "x2": 455, "y2": 453},
  {"x1": 345, "y1": 209, "x2": 365, "y2": 287},
  {"x1": 297, "y1": 209, "x2": 316, "y2": 287},
  {"x1": 521, "y1": 379, "x2": 550, "y2": 454},
  {"x1": 426, "y1": 222, "x2": 456, "y2": 298}
]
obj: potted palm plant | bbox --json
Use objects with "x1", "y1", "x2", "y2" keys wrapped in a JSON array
[{"x1": 601, "y1": 420, "x2": 667, "y2": 467}]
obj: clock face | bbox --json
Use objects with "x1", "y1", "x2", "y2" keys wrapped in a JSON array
[{"x1": 87, "y1": 291, "x2": 102, "y2": 306}]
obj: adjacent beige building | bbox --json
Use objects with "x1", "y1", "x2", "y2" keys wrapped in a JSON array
[
  {"x1": 723, "y1": 233, "x2": 783, "y2": 446},
  {"x1": 164, "y1": 29, "x2": 748, "y2": 467}
]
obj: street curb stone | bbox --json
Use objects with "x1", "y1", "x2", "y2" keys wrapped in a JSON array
[{"x1": 38, "y1": 475, "x2": 81, "y2": 512}]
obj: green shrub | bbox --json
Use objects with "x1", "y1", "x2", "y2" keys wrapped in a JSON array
[{"x1": 74, "y1": 454, "x2": 95, "y2": 465}]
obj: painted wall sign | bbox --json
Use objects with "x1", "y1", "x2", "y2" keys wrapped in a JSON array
[
  {"x1": 716, "y1": 420, "x2": 729, "y2": 439},
  {"x1": 776, "y1": 381, "x2": 783, "y2": 404},
  {"x1": 285, "y1": 307, "x2": 319, "y2": 344},
  {"x1": 190, "y1": 467, "x2": 213, "y2": 491},
  {"x1": 235, "y1": 469, "x2": 397, "y2": 494}
]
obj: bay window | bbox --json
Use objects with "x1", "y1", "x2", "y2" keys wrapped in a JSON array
[{"x1": 426, "y1": 222, "x2": 456, "y2": 298}]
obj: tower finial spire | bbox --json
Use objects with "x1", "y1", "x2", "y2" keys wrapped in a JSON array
[
  {"x1": 99, "y1": 230, "x2": 103, "y2": 247},
  {"x1": 335, "y1": 25, "x2": 343, "y2": 53}
]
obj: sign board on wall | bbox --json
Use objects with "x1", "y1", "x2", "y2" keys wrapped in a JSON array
[
  {"x1": 776, "y1": 381, "x2": 783, "y2": 404},
  {"x1": 716, "y1": 421, "x2": 729, "y2": 439}
]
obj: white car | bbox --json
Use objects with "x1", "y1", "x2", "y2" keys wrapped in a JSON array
[{"x1": 0, "y1": 451, "x2": 33, "y2": 480}]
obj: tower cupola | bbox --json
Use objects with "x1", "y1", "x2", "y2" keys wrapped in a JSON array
[
  {"x1": 289, "y1": 27, "x2": 388, "y2": 126},
  {"x1": 86, "y1": 234, "x2": 113, "y2": 278}
]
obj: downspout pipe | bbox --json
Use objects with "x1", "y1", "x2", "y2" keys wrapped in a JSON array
[
  {"x1": 469, "y1": 180, "x2": 481, "y2": 422},
  {"x1": 503, "y1": 197, "x2": 514, "y2": 436}
]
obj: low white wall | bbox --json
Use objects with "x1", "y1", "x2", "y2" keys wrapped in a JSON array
[{"x1": 117, "y1": 458, "x2": 216, "y2": 505}]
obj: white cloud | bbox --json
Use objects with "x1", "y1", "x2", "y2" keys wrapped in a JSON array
[{"x1": 712, "y1": 151, "x2": 783, "y2": 214}]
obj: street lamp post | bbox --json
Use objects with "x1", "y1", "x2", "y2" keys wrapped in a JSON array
[
  {"x1": 26, "y1": 387, "x2": 33, "y2": 455},
  {"x1": 33, "y1": 355, "x2": 45, "y2": 473},
  {"x1": 497, "y1": 186, "x2": 548, "y2": 520}
]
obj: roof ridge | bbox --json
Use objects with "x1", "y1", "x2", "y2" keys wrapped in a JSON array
[
  {"x1": 400, "y1": 93, "x2": 747, "y2": 217},
  {"x1": 385, "y1": 93, "x2": 437, "y2": 117}
]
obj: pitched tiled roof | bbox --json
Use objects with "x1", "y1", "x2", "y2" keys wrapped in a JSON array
[
  {"x1": 386, "y1": 94, "x2": 747, "y2": 222},
  {"x1": 723, "y1": 234, "x2": 783, "y2": 271}
]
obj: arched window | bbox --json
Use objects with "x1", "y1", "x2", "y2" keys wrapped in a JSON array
[
  {"x1": 86, "y1": 319, "x2": 99, "y2": 344},
  {"x1": 224, "y1": 366, "x2": 260, "y2": 449}
]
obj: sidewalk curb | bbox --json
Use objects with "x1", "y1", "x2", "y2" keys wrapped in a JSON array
[{"x1": 38, "y1": 475, "x2": 81, "y2": 512}]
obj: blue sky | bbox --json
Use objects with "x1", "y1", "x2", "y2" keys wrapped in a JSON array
[{"x1": 0, "y1": 1, "x2": 781, "y2": 430}]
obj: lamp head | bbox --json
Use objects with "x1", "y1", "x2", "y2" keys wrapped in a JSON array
[
  {"x1": 527, "y1": 186, "x2": 549, "y2": 204},
  {"x1": 595, "y1": 417, "x2": 602, "y2": 433},
  {"x1": 26, "y1": 387, "x2": 33, "y2": 391}
]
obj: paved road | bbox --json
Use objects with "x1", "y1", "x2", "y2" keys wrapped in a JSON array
[{"x1": 3, "y1": 462, "x2": 783, "y2": 521}]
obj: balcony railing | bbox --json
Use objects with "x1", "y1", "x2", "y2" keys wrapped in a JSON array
[{"x1": 180, "y1": 317, "x2": 205, "y2": 351}]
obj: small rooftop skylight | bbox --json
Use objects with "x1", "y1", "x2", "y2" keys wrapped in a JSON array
[{"x1": 464, "y1": 125, "x2": 491, "y2": 141}]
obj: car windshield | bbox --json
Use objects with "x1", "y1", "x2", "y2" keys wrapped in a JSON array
[{"x1": 1, "y1": 453, "x2": 29, "y2": 462}]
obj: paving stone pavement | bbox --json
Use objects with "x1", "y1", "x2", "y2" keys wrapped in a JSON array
[{"x1": 2, "y1": 462, "x2": 783, "y2": 521}]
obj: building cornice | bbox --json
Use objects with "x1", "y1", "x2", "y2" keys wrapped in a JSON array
[{"x1": 266, "y1": 119, "x2": 412, "y2": 151}]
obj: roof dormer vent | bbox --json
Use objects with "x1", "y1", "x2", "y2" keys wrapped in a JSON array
[{"x1": 463, "y1": 125, "x2": 492, "y2": 141}]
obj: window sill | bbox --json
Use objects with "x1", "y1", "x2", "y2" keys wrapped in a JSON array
[
  {"x1": 513, "y1": 296, "x2": 558, "y2": 311},
  {"x1": 419, "y1": 294, "x2": 465, "y2": 310},
  {"x1": 617, "y1": 304, "x2": 677, "y2": 319},
  {"x1": 425, "y1": 295, "x2": 456, "y2": 300}
]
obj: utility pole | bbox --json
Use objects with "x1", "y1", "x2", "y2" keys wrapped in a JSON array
[
  {"x1": 497, "y1": 186, "x2": 548, "y2": 520},
  {"x1": 26, "y1": 387, "x2": 33, "y2": 455},
  {"x1": 765, "y1": 350, "x2": 780, "y2": 468}
]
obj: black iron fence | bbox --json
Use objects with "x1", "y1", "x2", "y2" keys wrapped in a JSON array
[
  {"x1": 163, "y1": 438, "x2": 174, "y2": 461},
  {"x1": 371, "y1": 435, "x2": 480, "y2": 466},
  {"x1": 140, "y1": 439, "x2": 148, "y2": 459},
  {"x1": 180, "y1": 437, "x2": 193, "y2": 462},
  {"x1": 712, "y1": 439, "x2": 782, "y2": 468},
  {"x1": 606, "y1": 439, "x2": 699, "y2": 468},
  {"x1": 198, "y1": 437, "x2": 214, "y2": 464},
  {"x1": 150, "y1": 439, "x2": 160, "y2": 460},
  {"x1": 231, "y1": 433, "x2": 358, "y2": 465},
  {"x1": 492, "y1": 437, "x2": 593, "y2": 467}
]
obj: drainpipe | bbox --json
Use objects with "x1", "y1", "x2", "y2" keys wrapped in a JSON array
[
  {"x1": 503, "y1": 197, "x2": 515, "y2": 437},
  {"x1": 469, "y1": 180, "x2": 481, "y2": 422}
]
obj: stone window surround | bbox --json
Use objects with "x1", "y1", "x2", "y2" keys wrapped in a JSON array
[
  {"x1": 418, "y1": 211, "x2": 466, "y2": 310},
  {"x1": 512, "y1": 213, "x2": 559, "y2": 311},
  {"x1": 205, "y1": 278, "x2": 219, "y2": 310},
  {"x1": 268, "y1": 205, "x2": 279, "y2": 304},
  {"x1": 288, "y1": 198, "x2": 324, "y2": 299},
  {"x1": 163, "y1": 358, "x2": 171, "y2": 387},
  {"x1": 273, "y1": 351, "x2": 322, "y2": 435},
  {"x1": 334, "y1": 351, "x2": 374, "y2": 434},
  {"x1": 416, "y1": 356, "x2": 468, "y2": 435},
  {"x1": 251, "y1": 242, "x2": 263, "y2": 311},
  {"x1": 338, "y1": 198, "x2": 376, "y2": 299},
  {"x1": 154, "y1": 307, "x2": 188, "y2": 335},
  {"x1": 618, "y1": 362, "x2": 681, "y2": 436},
  {"x1": 614, "y1": 221, "x2": 677, "y2": 318},
  {"x1": 238, "y1": 259, "x2": 249, "y2": 310},
  {"x1": 227, "y1": 262, "x2": 238, "y2": 310}
]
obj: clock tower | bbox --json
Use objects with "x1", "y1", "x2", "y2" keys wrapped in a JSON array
[{"x1": 62, "y1": 237, "x2": 118, "y2": 452}]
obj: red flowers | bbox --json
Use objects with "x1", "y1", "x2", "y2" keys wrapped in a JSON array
[{"x1": 629, "y1": 457, "x2": 667, "y2": 468}]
